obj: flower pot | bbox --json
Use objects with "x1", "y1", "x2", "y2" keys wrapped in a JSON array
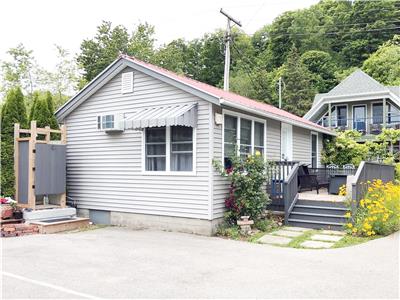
[{"x1": 13, "y1": 210, "x2": 23, "y2": 219}]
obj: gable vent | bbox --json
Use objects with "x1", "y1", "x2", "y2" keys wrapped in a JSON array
[{"x1": 121, "y1": 72, "x2": 134, "y2": 94}]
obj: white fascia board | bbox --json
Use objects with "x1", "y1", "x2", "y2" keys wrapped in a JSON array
[
  {"x1": 304, "y1": 91, "x2": 400, "y2": 120},
  {"x1": 220, "y1": 99, "x2": 336, "y2": 136},
  {"x1": 55, "y1": 58, "x2": 126, "y2": 121}
]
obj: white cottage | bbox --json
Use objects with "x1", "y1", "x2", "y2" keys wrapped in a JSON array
[{"x1": 55, "y1": 55, "x2": 335, "y2": 235}]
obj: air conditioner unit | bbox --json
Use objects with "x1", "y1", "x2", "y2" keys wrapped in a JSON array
[{"x1": 98, "y1": 113, "x2": 124, "y2": 133}]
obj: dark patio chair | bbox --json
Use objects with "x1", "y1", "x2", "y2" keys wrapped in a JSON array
[{"x1": 298, "y1": 164, "x2": 323, "y2": 194}]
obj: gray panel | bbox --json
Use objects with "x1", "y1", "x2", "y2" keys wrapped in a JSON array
[
  {"x1": 35, "y1": 144, "x2": 66, "y2": 195},
  {"x1": 89, "y1": 210, "x2": 110, "y2": 225},
  {"x1": 18, "y1": 141, "x2": 29, "y2": 204}
]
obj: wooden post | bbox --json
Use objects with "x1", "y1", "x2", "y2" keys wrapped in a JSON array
[
  {"x1": 14, "y1": 123, "x2": 20, "y2": 203},
  {"x1": 45, "y1": 126, "x2": 51, "y2": 142},
  {"x1": 28, "y1": 121, "x2": 37, "y2": 209},
  {"x1": 60, "y1": 124, "x2": 67, "y2": 208},
  {"x1": 383, "y1": 98, "x2": 387, "y2": 128},
  {"x1": 328, "y1": 102, "x2": 332, "y2": 129}
]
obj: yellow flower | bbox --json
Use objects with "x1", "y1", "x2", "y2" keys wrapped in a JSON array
[
  {"x1": 352, "y1": 228, "x2": 358, "y2": 233},
  {"x1": 347, "y1": 223, "x2": 353, "y2": 228},
  {"x1": 344, "y1": 212, "x2": 351, "y2": 218},
  {"x1": 255, "y1": 150, "x2": 261, "y2": 156}
]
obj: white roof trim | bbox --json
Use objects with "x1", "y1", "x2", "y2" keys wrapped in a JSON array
[
  {"x1": 220, "y1": 99, "x2": 336, "y2": 136},
  {"x1": 304, "y1": 90, "x2": 400, "y2": 120}
]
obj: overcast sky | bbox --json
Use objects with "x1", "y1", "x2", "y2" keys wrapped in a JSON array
[{"x1": 0, "y1": 0, "x2": 318, "y2": 71}]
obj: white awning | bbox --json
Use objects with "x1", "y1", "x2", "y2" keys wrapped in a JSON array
[{"x1": 125, "y1": 103, "x2": 198, "y2": 129}]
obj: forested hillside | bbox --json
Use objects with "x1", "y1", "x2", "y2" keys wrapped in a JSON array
[{"x1": 77, "y1": 0, "x2": 400, "y2": 116}]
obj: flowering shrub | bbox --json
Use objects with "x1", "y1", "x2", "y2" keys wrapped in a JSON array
[
  {"x1": 346, "y1": 180, "x2": 400, "y2": 236},
  {"x1": 213, "y1": 152, "x2": 271, "y2": 224}
]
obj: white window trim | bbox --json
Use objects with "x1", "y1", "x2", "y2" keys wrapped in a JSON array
[
  {"x1": 310, "y1": 132, "x2": 319, "y2": 168},
  {"x1": 141, "y1": 126, "x2": 197, "y2": 176},
  {"x1": 371, "y1": 101, "x2": 391, "y2": 124},
  {"x1": 221, "y1": 109, "x2": 267, "y2": 163},
  {"x1": 318, "y1": 104, "x2": 348, "y2": 128},
  {"x1": 352, "y1": 104, "x2": 367, "y2": 130}
]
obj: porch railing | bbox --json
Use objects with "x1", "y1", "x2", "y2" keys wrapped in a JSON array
[
  {"x1": 266, "y1": 160, "x2": 298, "y2": 210},
  {"x1": 317, "y1": 114, "x2": 400, "y2": 134},
  {"x1": 351, "y1": 162, "x2": 395, "y2": 203},
  {"x1": 283, "y1": 163, "x2": 299, "y2": 224},
  {"x1": 308, "y1": 167, "x2": 357, "y2": 184}
]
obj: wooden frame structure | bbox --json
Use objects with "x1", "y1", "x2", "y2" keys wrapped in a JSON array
[{"x1": 14, "y1": 121, "x2": 67, "y2": 210}]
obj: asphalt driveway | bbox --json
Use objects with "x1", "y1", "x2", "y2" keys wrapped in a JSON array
[{"x1": 2, "y1": 227, "x2": 399, "y2": 299}]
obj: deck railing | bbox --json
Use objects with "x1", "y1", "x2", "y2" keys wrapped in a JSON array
[
  {"x1": 308, "y1": 167, "x2": 356, "y2": 184},
  {"x1": 283, "y1": 163, "x2": 299, "y2": 224},
  {"x1": 266, "y1": 160, "x2": 298, "y2": 210},
  {"x1": 351, "y1": 162, "x2": 395, "y2": 203}
]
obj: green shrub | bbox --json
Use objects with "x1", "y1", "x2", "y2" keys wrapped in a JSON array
[
  {"x1": 216, "y1": 223, "x2": 241, "y2": 239},
  {"x1": 254, "y1": 218, "x2": 278, "y2": 232},
  {"x1": 213, "y1": 153, "x2": 272, "y2": 224},
  {"x1": 395, "y1": 163, "x2": 400, "y2": 183}
]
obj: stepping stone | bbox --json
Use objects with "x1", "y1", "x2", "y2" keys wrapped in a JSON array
[
  {"x1": 258, "y1": 234, "x2": 292, "y2": 245},
  {"x1": 311, "y1": 234, "x2": 343, "y2": 242},
  {"x1": 283, "y1": 226, "x2": 310, "y2": 232},
  {"x1": 301, "y1": 240, "x2": 334, "y2": 249},
  {"x1": 272, "y1": 229, "x2": 304, "y2": 237},
  {"x1": 320, "y1": 230, "x2": 345, "y2": 236}
]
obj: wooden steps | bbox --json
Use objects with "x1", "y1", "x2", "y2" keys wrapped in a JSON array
[{"x1": 30, "y1": 217, "x2": 90, "y2": 234}]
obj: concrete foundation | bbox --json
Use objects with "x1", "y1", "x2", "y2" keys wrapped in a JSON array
[{"x1": 77, "y1": 208, "x2": 222, "y2": 236}]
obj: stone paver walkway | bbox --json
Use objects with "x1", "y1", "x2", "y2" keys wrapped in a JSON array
[{"x1": 258, "y1": 226, "x2": 345, "y2": 249}]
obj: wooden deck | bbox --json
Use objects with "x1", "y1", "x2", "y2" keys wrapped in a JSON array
[{"x1": 298, "y1": 188, "x2": 346, "y2": 202}]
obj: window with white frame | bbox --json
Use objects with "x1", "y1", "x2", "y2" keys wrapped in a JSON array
[
  {"x1": 97, "y1": 115, "x2": 115, "y2": 129},
  {"x1": 223, "y1": 112, "x2": 266, "y2": 168},
  {"x1": 145, "y1": 126, "x2": 193, "y2": 172}
]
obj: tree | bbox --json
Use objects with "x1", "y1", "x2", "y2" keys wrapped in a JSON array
[
  {"x1": 0, "y1": 44, "x2": 37, "y2": 95},
  {"x1": 301, "y1": 50, "x2": 338, "y2": 93},
  {"x1": 39, "y1": 45, "x2": 80, "y2": 108},
  {"x1": 1, "y1": 87, "x2": 28, "y2": 196},
  {"x1": 362, "y1": 35, "x2": 400, "y2": 86},
  {"x1": 280, "y1": 47, "x2": 316, "y2": 116},
  {"x1": 30, "y1": 93, "x2": 58, "y2": 130},
  {"x1": 77, "y1": 21, "x2": 156, "y2": 82}
]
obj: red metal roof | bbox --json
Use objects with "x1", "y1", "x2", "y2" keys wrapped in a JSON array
[{"x1": 123, "y1": 55, "x2": 332, "y2": 133}]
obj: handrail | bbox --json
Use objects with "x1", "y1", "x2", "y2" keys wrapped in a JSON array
[
  {"x1": 283, "y1": 163, "x2": 299, "y2": 224},
  {"x1": 350, "y1": 161, "x2": 395, "y2": 213}
]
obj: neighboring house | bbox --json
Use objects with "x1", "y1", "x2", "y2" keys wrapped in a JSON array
[
  {"x1": 55, "y1": 55, "x2": 334, "y2": 235},
  {"x1": 304, "y1": 70, "x2": 400, "y2": 150}
]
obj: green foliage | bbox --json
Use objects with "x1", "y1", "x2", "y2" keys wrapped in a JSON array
[
  {"x1": 280, "y1": 46, "x2": 316, "y2": 116},
  {"x1": 1, "y1": 87, "x2": 28, "y2": 196},
  {"x1": 362, "y1": 35, "x2": 400, "y2": 85},
  {"x1": 77, "y1": 21, "x2": 156, "y2": 82},
  {"x1": 215, "y1": 223, "x2": 241, "y2": 240},
  {"x1": 213, "y1": 153, "x2": 271, "y2": 224},
  {"x1": 30, "y1": 93, "x2": 58, "y2": 131},
  {"x1": 253, "y1": 218, "x2": 278, "y2": 232},
  {"x1": 394, "y1": 163, "x2": 400, "y2": 183},
  {"x1": 322, "y1": 130, "x2": 369, "y2": 166}
]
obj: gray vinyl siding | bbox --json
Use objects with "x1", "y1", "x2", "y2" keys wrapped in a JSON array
[
  {"x1": 292, "y1": 126, "x2": 312, "y2": 166},
  {"x1": 212, "y1": 105, "x2": 228, "y2": 219},
  {"x1": 64, "y1": 67, "x2": 212, "y2": 220},
  {"x1": 266, "y1": 118, "x2": 281, "y2": 161}
]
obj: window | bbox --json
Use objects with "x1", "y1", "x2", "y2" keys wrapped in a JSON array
[
  {"x1": 145, "y1": 127, "x2": 166, "y2": 171},
  {"x1": 336, "y1": 105, "x2": 347, "y2": 127},
  {"x1": 145, "y1": 126, "x2": 194, "y2": 172},
  {"x1": 311, "y1": 133, "x2": 318, "y2": 168},
  {"x1": 97, "y1": 115, "x2": 114, "y2": 130},
  {"x1": 171, "y1": 126, "x2": 193, "y2": 171},
  {"x1": 223, "y1": 112, "x2": 266, "y2": 168},
  {"x1": 318, "y1": 105, "x2": 347, "y2": 128}
]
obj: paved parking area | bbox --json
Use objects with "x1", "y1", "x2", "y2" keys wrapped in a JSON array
[{"x1": 2, "y1": 227, "x2": 399, "y2": 299}]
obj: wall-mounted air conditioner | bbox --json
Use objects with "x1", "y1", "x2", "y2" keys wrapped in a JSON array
[{"x1": 97, "y1": 113, "x2": 124, "y2": 133}]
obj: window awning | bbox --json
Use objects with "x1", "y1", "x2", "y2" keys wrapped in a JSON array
[{"x1": 125, "y1": 103, "x2": 198, "y2": 129}]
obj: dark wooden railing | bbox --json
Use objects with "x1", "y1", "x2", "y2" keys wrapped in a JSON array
[
  {"x1": 308, "y1": 167, "x2": 356, "y2": 185},
  {"x1": 283, "y1": 163, "x2": 299, "y2": 224},
  {"x1": 266, "y1": 160, "x2": 298, "y2": 210},
  {"x1": 351, "y1": 162, "x2": 395, "y2": 205}
]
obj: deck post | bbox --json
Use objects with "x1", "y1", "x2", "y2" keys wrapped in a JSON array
[
  {"x1": 382, "y1": 98, "x2": 387, "y2": 128},
  {"x1": 328, "y1": 102, "x2": 332, "y2": 129}
]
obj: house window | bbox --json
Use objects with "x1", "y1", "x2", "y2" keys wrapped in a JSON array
[
  {"x1": 170, "y1": 126, "x2": 193, "y2": 171},
  {"x1": 311, "y1": 133, "x2": 318, "y2": 168},
  {"x1": 145, "y1": 126, "x2": 193, "y2": 172},
  {"x1": 97, "y1": 115, "x2": 115, "y2": 130},
  {"x1": 145, "y1": 127, "x2": 166, "y2": 171},
  {"x1": 223, "y1": 112, "x2": 266, "y2": 168}
]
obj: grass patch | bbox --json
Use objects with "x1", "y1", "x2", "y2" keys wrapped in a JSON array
[
  {"x1": 332, "y1": 234, "x2": 380, "y2": 248},
  {"x1": 287, "y1": 230, "x2": 319, "y2": 248}
]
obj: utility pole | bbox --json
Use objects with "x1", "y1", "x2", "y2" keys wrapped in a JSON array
[
  {"x1": 220, "y1": 8, "x2": 241, "y2": 91},
  {"x1": 277, "y1": 76, "x2": 285, "y2": 109}
]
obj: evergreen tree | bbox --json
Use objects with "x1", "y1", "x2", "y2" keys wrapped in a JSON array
[
  {"x1": 30, "y1": 97, "x2": 53, "y2": 129},
  {"x1": 1, "y1": 87, "x2": 28, "y2": 197},
  {"x1": 281, "y1": 47, "x2": 316, "y2": 116},
  {"x1": 28, "y1": 91, "x2": 39, "y2": 122}
]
